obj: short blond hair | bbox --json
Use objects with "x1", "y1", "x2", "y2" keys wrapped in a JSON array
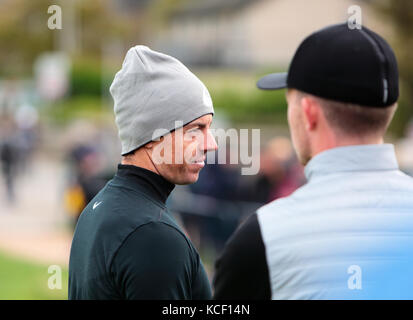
[{"x1": 296, "y1": 90, "x2": 397, "y2": 137}]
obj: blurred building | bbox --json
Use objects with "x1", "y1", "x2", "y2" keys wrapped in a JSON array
[
  {"x1": 112, "y1": 0, "x2": 151, "y2": 11},
  {"x1": 150, "y1": 0, "x2": 392, "y2": 68}
]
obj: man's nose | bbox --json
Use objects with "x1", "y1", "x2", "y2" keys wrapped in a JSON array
[{"x1": 203, "y1": 129, "x2": 218, "y2": 153}]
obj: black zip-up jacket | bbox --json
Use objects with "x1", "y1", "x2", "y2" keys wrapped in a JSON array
[{"x1": 68, "y1": 164, "x2": 211, "y2": 300}]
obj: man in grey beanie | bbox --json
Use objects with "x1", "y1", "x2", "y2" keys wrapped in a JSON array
[{"x1": 69, "y1": 46, "x2": 217, "y2": 300}]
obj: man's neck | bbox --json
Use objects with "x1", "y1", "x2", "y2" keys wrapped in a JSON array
[
  {"x1": 121, "y1": 148, "x2": 160, "y2": 176},
  {"x1": 311, "y1": 135, "x2": 384, "y2": 160}
]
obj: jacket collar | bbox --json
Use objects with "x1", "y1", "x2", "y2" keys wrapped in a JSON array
[
  {"x1": 115, "y1": 164, "x2": 175, "y2": 204},
  {"x1": 304, "y1": 144, "x2": 399, "y2": 181}
]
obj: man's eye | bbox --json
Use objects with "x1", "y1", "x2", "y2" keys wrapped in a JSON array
[{"x1": 184, "y1": 128, "x2": 204, "y2": 141}]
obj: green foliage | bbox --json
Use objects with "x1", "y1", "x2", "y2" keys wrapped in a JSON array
[
  {"x1": 365, "y1": 0, "x2": 413, "y2": 137},
  {"x1": 43, "y1": 95, "x2": 111, "y2": 125},
  {"x1": 200, "y1": 70, "x2": 287, "y2": 124},
  {"x1": 70, "y1": 60, "x2": 104, "y2": 97},
  {"x1": 0, "y1": 250, "x2": 68, "y2": 300},
  {"x1": 212, "y1": 87, "x2": 287, "y2": 124}
]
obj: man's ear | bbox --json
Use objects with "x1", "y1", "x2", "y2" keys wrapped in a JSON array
[
  {"x1": 144, "y1": 141, "x2": 154, "y2": 149},
  {"x1": 301, "y1": 96, "x2": 320, "y2": 132},
  {"x1": 144, "y1": 136, "x2": 164, "y2": 150}
]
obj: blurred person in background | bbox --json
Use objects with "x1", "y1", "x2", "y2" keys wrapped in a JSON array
[
  {"x1": 0, "y1": 115, "x2": 19, "y2": 205},
  {"x1": 63, "y1": 144, "x2": 109, "y2": 228},
  {"x1": 69, "y1": 46, "x2": 217, "y2": 300},
  {"x1": 254, "y1": 137, "x2": 304, "y2": 203},
  {"x1": 176, "y1": 149, "x2": 247, "y2": 254},
  {"x1": 0, "y1": 79, "x2": 29, "y2": 206},
  {"x1": 14, "y1": 104, "x2": 39, "y2": 173},
  {"x1": 214, "y1": 23, "x2": 413, "y2": 299},
  {"x1": 173, "y1": 137, "x2": 305, "y2": 256}
]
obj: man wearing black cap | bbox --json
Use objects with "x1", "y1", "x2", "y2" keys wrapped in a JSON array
[{"x1": 213, "y1": 23, "x2": 413, "y2": 299}]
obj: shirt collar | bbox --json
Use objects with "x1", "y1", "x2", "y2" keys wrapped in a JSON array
[
  {"x1": 304, "y1": 144, "x2": 399, "y2": 181},
  {"x1": 115, "y1": 164, "x2": 175, "y2": 204}
]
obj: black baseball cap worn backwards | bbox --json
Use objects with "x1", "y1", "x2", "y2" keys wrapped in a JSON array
[{"x1": 257, "y1": 23, "x2": 399, "y2": 107}]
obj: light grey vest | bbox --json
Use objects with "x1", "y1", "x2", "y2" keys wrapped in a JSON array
[{"x1": 257, "y1": 144, "x2": 413, "y2": 299}]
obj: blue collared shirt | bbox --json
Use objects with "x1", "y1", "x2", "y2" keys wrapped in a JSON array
[{"x1": 258, "y1": 144, "x2": 413, "y2": 299}]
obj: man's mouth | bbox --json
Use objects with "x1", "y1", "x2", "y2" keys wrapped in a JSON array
[{"x1": 190, "y1": 156, "x2": 206, "y2": 166}]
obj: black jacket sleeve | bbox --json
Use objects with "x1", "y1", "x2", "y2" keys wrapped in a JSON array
[
  {"x1": 111, "y1": 221, "x2": 211, "y2": 300},
  {"x1": 213, "y1": 213, "x2": 271, "y2": 300}
]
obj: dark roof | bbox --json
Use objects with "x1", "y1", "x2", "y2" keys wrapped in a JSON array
[{"x1": 173, "y1": 0, "x2": 256, "y2": 18}]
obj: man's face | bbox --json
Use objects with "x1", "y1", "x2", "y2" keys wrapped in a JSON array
[
  {"x1": 286, "y1": 89, "x2": 311, "y2": 165},
  {"x1": 150, "y1": 114, "x2": 217, "y2": 185}
]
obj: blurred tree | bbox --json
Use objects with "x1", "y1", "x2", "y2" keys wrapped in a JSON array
[
  {"x1": 0, "y1": 0, "x2": 53, "y2": 76},
  {"x1": 146, "y1": 0, "x2": 190, "y2": 29},
  {"x1": 0, "y1": 0, "x2": 142, "y2": 77},
  {"x1": 76, "y1": 0, "x2": 139, "y2": 60},
  {"x1": 364, "y1": 0, "x2": 413, "y2": 136}
]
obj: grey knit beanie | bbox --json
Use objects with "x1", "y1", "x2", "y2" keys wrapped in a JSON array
[{"x1": 110, "y1": 45, "x2": 214, "y2": 155}]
